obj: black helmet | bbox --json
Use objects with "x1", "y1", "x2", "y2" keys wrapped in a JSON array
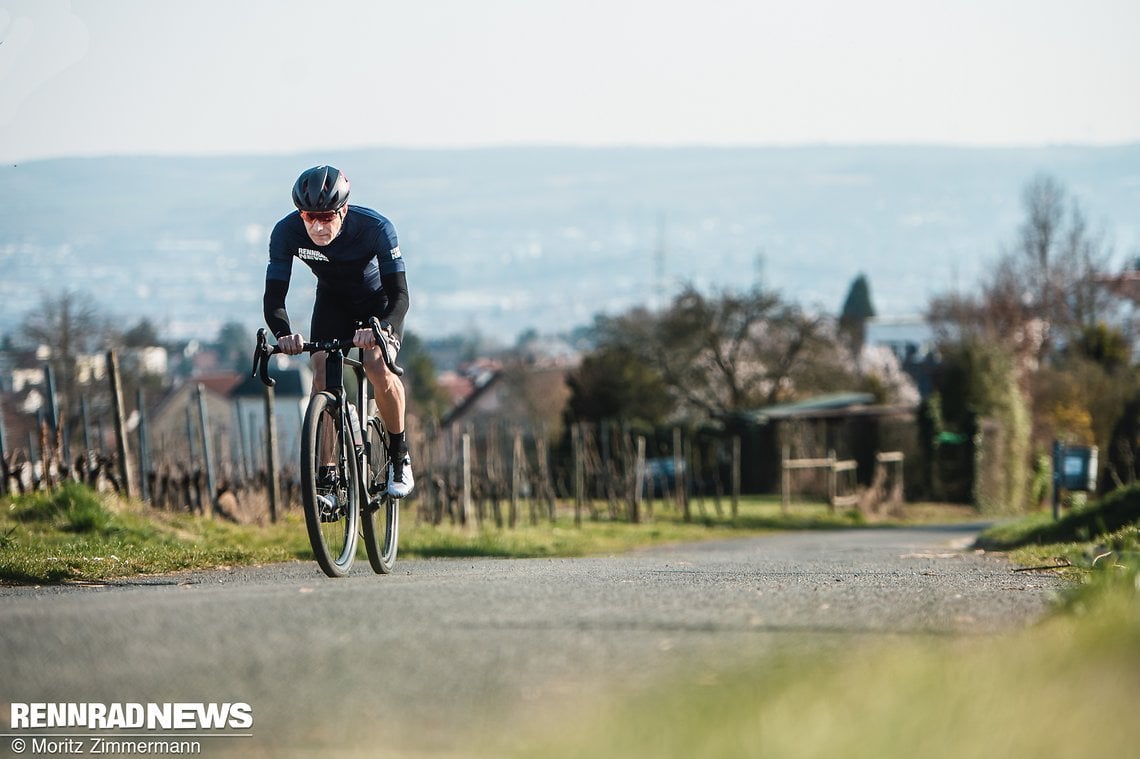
[{"x1": 292, "y1": 165, "x2": 350, "y2": 211}]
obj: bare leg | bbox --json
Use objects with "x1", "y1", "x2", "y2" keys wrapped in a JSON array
[{"x1": 363, "y1": 347, "x2": 405, "y2": 435}]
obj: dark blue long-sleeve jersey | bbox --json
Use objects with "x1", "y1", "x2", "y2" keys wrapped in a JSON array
[{"x1": 263, "y1": 205, "x2": 409, "y2": 338}]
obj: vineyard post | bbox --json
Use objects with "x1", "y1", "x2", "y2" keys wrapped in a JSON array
[
  {"x1": 136, "y1": 387, "x2": 151, "y2": 503},
  {"x1": 731, "y1": 435, "x2": 741, "y2": 520},
  {"x1": 0, "y1": 403, "x2": 8, "y2": 497},
  {"x1": 264, "y1": 382, "x2": 280, "y2": 523},
  {"x1": 106, "y1": 350, "x2": 134, "y2": 499},
  {"x1": 196, "y1": 383, "x2": 216, "y2": 517}
]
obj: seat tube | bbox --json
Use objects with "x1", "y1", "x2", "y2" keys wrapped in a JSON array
[{"x1": 325, "y1": 351, "x2": 344, "y2": 393}]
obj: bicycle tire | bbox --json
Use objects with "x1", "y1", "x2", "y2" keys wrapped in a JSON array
[
  {"x1": 300, "y1": 391, "x2": 359, "y2": 577},
  {"x1": 361, "y1": 417, "x2": 399, "y2": 574}
]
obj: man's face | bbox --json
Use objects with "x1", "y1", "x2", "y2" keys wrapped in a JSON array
[{"x1": 300, "y1": 207, "x2": 345, "y2": 246}]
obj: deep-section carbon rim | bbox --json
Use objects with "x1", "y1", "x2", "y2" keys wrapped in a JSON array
[
  {"x1": 300, "y1": 392, "x2": 359, "y2": 577},
  {"x1": 361, "y1": 417, "x2": 399, "y2": 573}
]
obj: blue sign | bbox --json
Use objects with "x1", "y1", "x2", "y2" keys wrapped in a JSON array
[{"x1": 1054, "y1": 443, "x2": 1097, "y2": 492}]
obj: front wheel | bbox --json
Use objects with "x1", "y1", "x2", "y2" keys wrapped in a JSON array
[
  {"x1": 361, "y1": 417, "x2": 399, "y2": 573},
  {"x1": 300, "y1": 392, "x2": 359, "y2": 577}
]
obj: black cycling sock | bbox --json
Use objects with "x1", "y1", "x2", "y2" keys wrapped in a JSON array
[{"x1": 388, "y1": 431, "x2": 407, "y2": 456}]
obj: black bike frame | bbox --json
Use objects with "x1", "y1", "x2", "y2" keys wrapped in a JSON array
[
  {"x1": 252, "y1": 317, "x2": 403, "y2": 489},
  {"x1": 324, "y1": 344, "x2": 367, "y2": 463}
]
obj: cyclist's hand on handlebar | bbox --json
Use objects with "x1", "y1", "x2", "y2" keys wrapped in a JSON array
[
  {"x1": 352, "y1": 327, "x2": 377, "y2": 350},
  {"x1": 358, "y1": 321, "x2": 400, "y2": 355},
  {"x1": 278, "y1": 333, "x2": 305, "y2": 355}
]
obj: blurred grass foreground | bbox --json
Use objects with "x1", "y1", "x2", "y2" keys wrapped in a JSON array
[
  {"x1": 3, "y1": 483, "x2": 1138, "y2": 758},
  {"x1": 507, "y1": 490, "x2": 1140, "y2": 759}
]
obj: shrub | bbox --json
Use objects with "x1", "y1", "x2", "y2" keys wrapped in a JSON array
[{"x1": 8, "y1": 483, "x2": 114, "y2": 533}]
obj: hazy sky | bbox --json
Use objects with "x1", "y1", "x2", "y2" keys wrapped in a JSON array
[{"x1": 2, "y1": 0, "x2": 1139, "y2": 162}]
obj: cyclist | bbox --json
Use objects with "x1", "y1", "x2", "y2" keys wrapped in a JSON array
[{"x1": 263, "y1": 164, "x2": 413, "y2": 497}]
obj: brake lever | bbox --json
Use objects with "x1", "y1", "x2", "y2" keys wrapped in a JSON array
[
  {"x1": 368, "y1": 317, "x2": 405, "y2": 377},
  {"x1": 252, "y1": 328, "x2": 277, "y2": 387}
]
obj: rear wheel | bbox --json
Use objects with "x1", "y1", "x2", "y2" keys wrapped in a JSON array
[
  {"x1": 300, "y1": 392, "x2": 359, "y2": 577},
  {"x1": 361, "y1": 417, "x2": 399, "y2": 573}
]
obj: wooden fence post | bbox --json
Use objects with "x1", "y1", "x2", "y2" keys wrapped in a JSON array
[
  {"x1": 28, "y1": 430, "x2": 38, "y2": 490},
  {"x1": 511, "y1": 427, "x2": 523, "y2": 529},
  {"x1": 43, "y1": 364, "x2": 62, "y2": 483},
  {"x1": 461, "y1": 432, "x2": 474, "y2": 528},
  {"x1": 80, "y1": 396, "x2": 92, "y2": 455},
  {"x1": 235, "y1": 404, "x2": 250, "y2": 483},
  {"x1": 486, "y1": 424, "x2": 503, "y2": 528},
  {"x1": 264, "y1": 383, "x2": 280, "y2": 523},
  {"x1": 106, "y1": 350, "x2": 134, "y2": 499},
  {"x1": 136, "y1": 387, "x2": 151, "y2": 503},
  {"x1": 573, "y1": 424, "x2": 584, "y2": 527},
  {"x1": 38, "y1": 412, "x2": 55, "y2": 492},
  {"x1": 781, "y1": 444, "x2": 790, "y2": 514},
  {"x1": 0, "y1": 403, "x2": 8, "y2": 497},
  {"x1": 732, "y1": 435, "x2": 741, "y2": 520},
  {"x1": 633, "y1": 435, "x2": 645, "y2": 524},
  {"x1": 43, "y1": 364, "x2": 59, "y2": 433},
  {"x1": 420, "y1": 417, "x2": 436, "y2": 524},
  {"x1": 196, "y1": 383, "x2": 216, "y2": 518},
  {"x1": 827, "y1": 449, "x2": 837, "y2": 510},
  {"x1": 534, "y1": 426, "x2": 556, "y2": 523},
  {"x1": 673, "y1": 427, "x2": 688, "y2": 521}
]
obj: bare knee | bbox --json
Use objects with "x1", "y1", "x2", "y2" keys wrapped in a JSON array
[{"x1": 364, "y1": 351, "x2": 398, "y2": 390}]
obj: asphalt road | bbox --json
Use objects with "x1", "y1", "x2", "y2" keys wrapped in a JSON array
[{"x1": 0, "y1": 525, "x2": 1067, "y2": 757}]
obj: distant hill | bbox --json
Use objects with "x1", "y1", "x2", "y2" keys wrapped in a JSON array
[{"x1": 2, "y1": 145, "x2": 1138, "y2": 343}]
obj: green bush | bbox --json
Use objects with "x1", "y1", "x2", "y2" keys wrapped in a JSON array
[{"x1": 8, "y1": 483, "x2": 114, "y2": 533}]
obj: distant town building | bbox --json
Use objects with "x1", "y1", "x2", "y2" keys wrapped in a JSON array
[{"x1": 865, "y1": 317, "x2": 934, "y2": 364}]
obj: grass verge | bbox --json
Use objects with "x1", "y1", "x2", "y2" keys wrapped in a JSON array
[
  {"x1": 0, "y1": 483, "x2": 305, "y2": 584},
  {"x1": 1, "y1": 484, "x2": 974, "y2": 584}
]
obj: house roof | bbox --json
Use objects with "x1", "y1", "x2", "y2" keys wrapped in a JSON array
[
  {"x1": 439, "y1": 369, "x2": 501, "y2": 427},
  {"x1": 436, "y1": 371, "x2": 476, "y2": 407},
  {"x1": 193, "y1": 372, "x2": 244, "y2": 397},
  {"x1": 741, "y1": 392, "x2": 908, "y2": 424}
]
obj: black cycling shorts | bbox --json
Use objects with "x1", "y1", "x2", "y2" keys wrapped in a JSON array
[{"x1": 310, "y1": 288, "x2": 389, "y2": 342}]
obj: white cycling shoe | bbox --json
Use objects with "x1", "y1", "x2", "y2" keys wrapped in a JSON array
[{"x1": 388, "y1": 452, "x2": 414, "y2": 498}]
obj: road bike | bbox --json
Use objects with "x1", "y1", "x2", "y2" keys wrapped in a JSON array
[{"x1": 252, "y1": 317, "x2": 403, "y2": 577}]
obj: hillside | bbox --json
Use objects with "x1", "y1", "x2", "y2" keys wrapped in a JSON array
[{"x1": 2, "y1": 145, "x2": 1138, "y2": 342}]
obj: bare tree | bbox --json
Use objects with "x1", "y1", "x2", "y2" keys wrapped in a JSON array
[
  {"x1": 926, "y1": 175, "x2": 1127, "y2": 511},
  {"x1": 19, "y1": 289, "x2": 113, "y2": 424},
  {"x1": 597, "y1": 285, "x2": 855, "y2": 423},
  {"x1": 931, "y1": 175, "x2": 1118, "y2": 365}
]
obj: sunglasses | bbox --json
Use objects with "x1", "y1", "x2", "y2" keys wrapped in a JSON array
[{"x1": 300, "y1": 209, "x2": 342, "y2": 224}]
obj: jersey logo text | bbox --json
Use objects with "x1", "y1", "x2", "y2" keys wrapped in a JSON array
[{"x1": 296, "y1": 247, "x2": 329, "y2": 262}]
